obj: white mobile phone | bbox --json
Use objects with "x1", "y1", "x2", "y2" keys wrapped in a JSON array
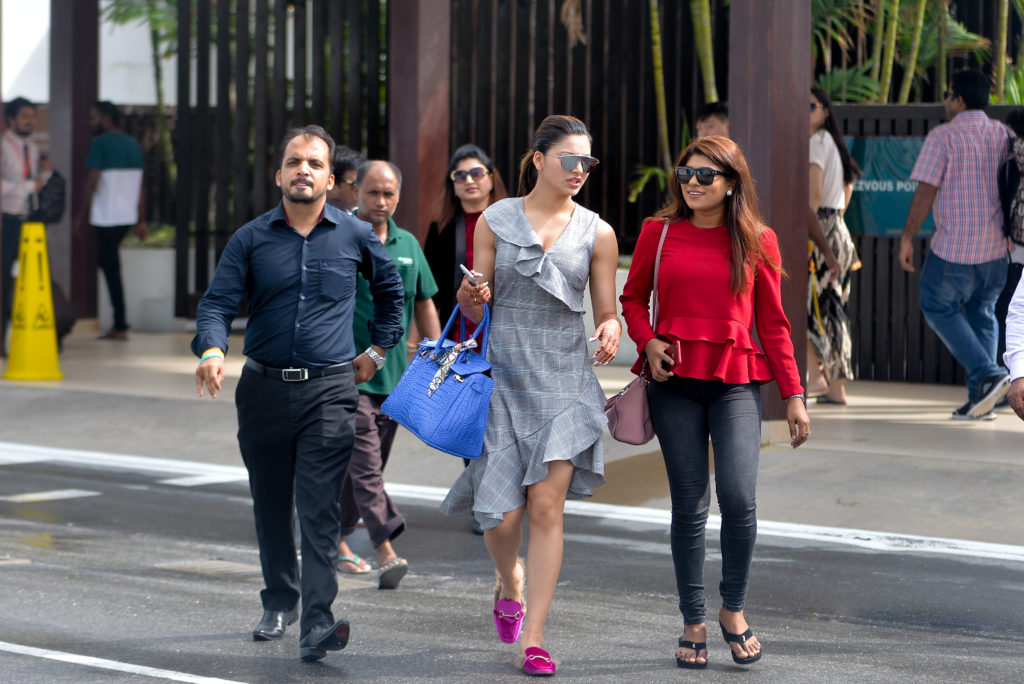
[{"x1": 459, "y1": 264, "x2": 478, "y2": 286}]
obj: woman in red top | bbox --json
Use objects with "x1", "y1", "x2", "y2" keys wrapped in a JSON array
[{"x1": 621, "y1": 136, "x2": 810, "y2": 669}]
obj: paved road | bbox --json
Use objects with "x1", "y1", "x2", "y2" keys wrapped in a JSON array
[
  {"x1": 1, "y1": 442, "x2": 1023, "y2": 683},
  {"x1": 3, "y1": 331, "x2": 1024, "y2": 682}
]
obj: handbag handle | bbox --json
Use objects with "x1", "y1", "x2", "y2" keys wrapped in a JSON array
[
  {"x1": 457, "y1": 306, "x2": 491, "y2": 353},
  {"x1": 437, "y1": 303, "x2": 490, "y2": 358}
]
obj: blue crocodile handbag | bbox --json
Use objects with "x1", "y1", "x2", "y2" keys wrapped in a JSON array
[{"x1": 382, "y1": 305, "x2": 493, "y2": 459}]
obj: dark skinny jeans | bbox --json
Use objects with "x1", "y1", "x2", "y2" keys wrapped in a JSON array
[{"x1": 648, "y1": 377, "x2": 761, "y2": 625}]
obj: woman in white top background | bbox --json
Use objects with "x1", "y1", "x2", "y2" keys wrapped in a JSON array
[{"x1": 807, "y1": 87, "x2": 861, "y2": 405}]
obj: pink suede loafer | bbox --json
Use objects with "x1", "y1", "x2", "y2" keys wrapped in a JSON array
[
  {"x1": 493, "y1": 598, "x2": 525, "y2": 644},
  {"x1": 522, "y1": 646, "x2": 556, "y2": 676}
]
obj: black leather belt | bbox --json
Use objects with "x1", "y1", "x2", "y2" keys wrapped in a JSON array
[
  {"x1": 816, "y1": 207, "x2": 841, "y2": 217},
  {"x1": 245, "y1": 358, "x2": 351, "y2": 382}
]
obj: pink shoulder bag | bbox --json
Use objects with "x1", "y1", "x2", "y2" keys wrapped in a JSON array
[{"x1": 604, "y1": 219, "x2": 670, "y2": 445}]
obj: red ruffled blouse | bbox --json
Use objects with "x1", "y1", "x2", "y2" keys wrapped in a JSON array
[{"x1": 620, "y1": 218, "x2": 803, "y2": 399}]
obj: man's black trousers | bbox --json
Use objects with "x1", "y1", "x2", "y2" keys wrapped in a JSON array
[
  {"x1": 1, "y1": 213, "x2": 23, "y2": 352},
  {"x1": 235, "y1": 364, "x2": 358, "y2": 636}
]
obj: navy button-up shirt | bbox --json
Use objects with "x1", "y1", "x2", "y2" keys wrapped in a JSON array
[{"x1": 191, "y1": 202, "x2": 405, "y2": 367}]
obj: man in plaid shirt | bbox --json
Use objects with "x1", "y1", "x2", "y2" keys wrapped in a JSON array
[{"x1": 900, "y1": 70, "x2": 1012, "y2": 420}]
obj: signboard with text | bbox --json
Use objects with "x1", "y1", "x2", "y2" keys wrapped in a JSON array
[{"x1": 844, "y1": 136, "x2": 934, "y2": 237}]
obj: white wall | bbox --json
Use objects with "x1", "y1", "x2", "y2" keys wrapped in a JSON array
[
  {"x1": 2, "y1": 0, "x2": 178, "y2": 105},
  {"x1": 1, "y1": 2, "x2": 50, "y2": 102}
]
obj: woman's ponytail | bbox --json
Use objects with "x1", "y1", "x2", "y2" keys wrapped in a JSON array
[{"x1": 518, "y1": 151, "x2": 538, "y2": 196}]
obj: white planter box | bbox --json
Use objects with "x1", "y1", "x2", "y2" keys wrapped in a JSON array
[{"x1": 98, "y1": 248, "x2": 216, "y2": 333}]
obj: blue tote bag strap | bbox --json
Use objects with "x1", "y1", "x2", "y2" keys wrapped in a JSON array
[
  {"x1": 435, "y1": 304, "x2": 490, "y2": 358},
  {"x1": 474, "y1": 304, "x2": 490, "y2": 358}
]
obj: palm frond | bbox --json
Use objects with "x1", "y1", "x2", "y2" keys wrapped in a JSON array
[{"x1": 815, "y1": 64, "x2": 882, "y2": 103}]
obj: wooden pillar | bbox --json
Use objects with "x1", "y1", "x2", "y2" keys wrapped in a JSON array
[
  {"x1": 728, "y1": 0, "x2": 811, "y2": 441},
  {"x1": 387, "y1": 0, "x2": 451, "y2": 240},
  {"x1": 49, "y1": 0, "x2": 99, "y2": 317},
  {"x1": 174, "y1": 0, "x2": 192, "y2": 317}
]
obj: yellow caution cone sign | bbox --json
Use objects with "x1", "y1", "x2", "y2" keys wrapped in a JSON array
[{"x1": 4, "y1": 222, "x2": 62, "y2": 380}]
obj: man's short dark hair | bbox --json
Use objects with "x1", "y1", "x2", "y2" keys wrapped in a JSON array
[
  {"x1": 4, "y1": 97, "x2": 35, "y2": 122},
  {"x1": 696, "y1": 101, "x2": 728, "y2": 123},
  {"x1": 278, "y1": 125, "x2": 336, "y2": 169},
  {"x1": 950, "y1": 70, "x2": 991, "y2": 110},
  {"x1": 356, "y1": 160, "x2": 403, "y2": 189},
  {"x1": 95, "y1": 101, "x2": 122, "y2": 128},
  {"x1": 333, "y1": 146, "x2": 366, "y2": 177}
]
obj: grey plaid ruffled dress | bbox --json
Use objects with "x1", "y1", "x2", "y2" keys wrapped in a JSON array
[{"x1": 439, "y1": 197, "x2": 607, "y2": 530}]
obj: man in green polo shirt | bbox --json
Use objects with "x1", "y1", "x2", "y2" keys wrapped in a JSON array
[{"x1": 337, "y1": 160, "x2": 441, "y2": 589}]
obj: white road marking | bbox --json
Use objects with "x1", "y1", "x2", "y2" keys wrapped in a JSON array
[
  {"x1": 0, "y1": 489, "x2": 100, "y2": 502},
  {"x1": 2, "y1": 441, "x2": 1023, "y2": 563},
  {"x1": 0, "y1": 640, "x2": 245, "y2": 683},
  {"x1": 159, "y1": 474, "x2": 248, "y2": 487}
]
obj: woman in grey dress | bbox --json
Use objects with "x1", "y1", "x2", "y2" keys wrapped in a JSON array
[{"x1": 440, "y1": 115, "x2": 621, "y2": 675}]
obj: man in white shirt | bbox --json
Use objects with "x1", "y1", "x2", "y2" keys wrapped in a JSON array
[
  {"x1": 1, "y1": 96, "x2": 52, "y2": 355},
  {"x1": 74, "y1": 101, "x2": 147, "y2": 340}
]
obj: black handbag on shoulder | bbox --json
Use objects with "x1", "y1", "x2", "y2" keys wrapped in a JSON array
[
  {"x1": 28, "y1": 170, "x2": 67, "y2": 224},
  {"x1": 998, "y1": 131, "x2": 1024, "y2": 245}
]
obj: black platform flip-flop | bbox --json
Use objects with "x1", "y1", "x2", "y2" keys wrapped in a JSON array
[
  {"x1": 815, "y1": 395, "x2": 847, "y2": 405},
  {"x1": 675, "y1": 637, "x2": 708, "y2": 669},
  {"x1": 720, "y1": 625, "x2": 762, "y2": 665}
]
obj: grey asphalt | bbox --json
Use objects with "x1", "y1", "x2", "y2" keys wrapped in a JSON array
[{"x1": 0, "y1": 327, "x2": 1023, "y2": 682}]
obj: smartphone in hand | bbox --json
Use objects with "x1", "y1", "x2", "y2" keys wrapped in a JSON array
[
  {"x1": 662, "y1": 339, "x2": 682, "y2": 371},
  {"x1": 459, "y1": 264, "x2": 478, "y2": 286}
]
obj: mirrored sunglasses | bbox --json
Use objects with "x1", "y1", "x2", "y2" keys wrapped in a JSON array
[
  {"x1": 675, "y1": 166, "x2": 729, "y2": 186},
  {"x1": 450, "y1": 166, "x2": 490, "y2": 182},
  {"x1": 544, "y1": 153, "x2": 600, "y2": 172}
]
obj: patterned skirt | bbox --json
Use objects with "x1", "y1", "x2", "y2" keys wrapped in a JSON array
[{"x1": 807, "y1": 211, "x2": 858, "y2": 382}]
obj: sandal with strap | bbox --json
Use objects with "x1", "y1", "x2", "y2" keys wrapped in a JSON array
[
  {"x1": 378, "y1": 557, "x2": 408, "y2": 589},
  {"x1": 336, "y1": 554, "x2": 372, "y2": 575},
  {"x1": 720, "y1": 624, "x2": 762, "y2": 665},
  {"x1": 675, "y1": 637, "x2": 708, "y2": 669}
]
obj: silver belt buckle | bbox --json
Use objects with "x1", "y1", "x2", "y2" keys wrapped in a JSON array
[{"x1": 281, "y1": 367, "x2": 308, "y2": 382}]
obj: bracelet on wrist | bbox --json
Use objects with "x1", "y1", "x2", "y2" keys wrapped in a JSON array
[
  {"x1": 785, "y1": 392, "x2": 806, "y2": 404},
  {"x1": 199, "y1": 348, "x2": 225, "y2": 364}
]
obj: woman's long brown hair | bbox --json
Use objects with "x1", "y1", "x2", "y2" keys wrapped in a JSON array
[{"x1": 654, "y1": 135, "x2": 782, "y2": 294}]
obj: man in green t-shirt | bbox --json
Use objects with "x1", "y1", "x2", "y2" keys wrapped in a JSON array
[{"x1": 337, "y1": 160, "x2": 440, "y2": 589}]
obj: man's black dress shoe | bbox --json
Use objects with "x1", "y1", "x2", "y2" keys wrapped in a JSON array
[
  {"x1": 252, "y1": 608, "x2": 299, "y2": 641},
  {"x1": 299, "y1": 619, "x2": 351, "y2": 662}
]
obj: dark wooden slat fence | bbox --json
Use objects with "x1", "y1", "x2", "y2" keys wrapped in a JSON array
[
  {"x1": 173, "y1": 0, "x2": 389, "y2": 317},
  {"x1": 164, "y1": 1, "x2": 1004, "y2": 390},
  {"x1": 449, "y1": 0, "x2": 729, "y2": 251}
]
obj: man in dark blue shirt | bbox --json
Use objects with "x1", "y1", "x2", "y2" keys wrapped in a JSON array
[{"x1": 192, "y1": 125, "x2": 403, "y2": 662}]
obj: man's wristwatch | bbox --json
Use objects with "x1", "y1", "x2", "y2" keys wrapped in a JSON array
[{"x1": 364, "y1": 347, "x2": 386, "y2": 370}]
